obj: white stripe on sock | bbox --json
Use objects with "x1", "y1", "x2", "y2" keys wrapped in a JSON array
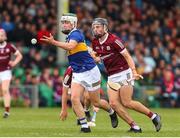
[
  {"x1": 80, "y1": 118, "x2": 88, "y2": 128},
  {"x1": 82, "y1": 124, "x2": 89, "y2": 128},
  {"x1": 151, "y1": 114, "x2": 157, "y2": 120},
  {"x1": 108, "y1": 108, "x2": 114, "y2": 115},
  {"x1": 132, "y1": 125, "x2": 140, "y2": 130}
]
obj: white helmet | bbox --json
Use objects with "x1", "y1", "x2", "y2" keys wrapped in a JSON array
[{"x1": 60, "y1": 13, "x2": 77, "y2": 34}]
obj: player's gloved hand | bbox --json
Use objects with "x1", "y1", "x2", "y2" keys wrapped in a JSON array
[{"x1": 60, "y1": 110, "x2": 68, "y2": 121}]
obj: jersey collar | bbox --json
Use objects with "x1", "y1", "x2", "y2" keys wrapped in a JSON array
[
  {"x1": 67, "y1": 28, "x2": 77, "y2": 37},
  {"x1": 99, "y1": 33, "x2": 109, "y2": 45},
  {"x1": 0, "y1": 41, "x2": 7, "y2": 48}
]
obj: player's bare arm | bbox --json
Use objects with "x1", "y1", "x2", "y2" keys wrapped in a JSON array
[
  {"x1": 8, "y1": 51, "x2": 23, "y2": 68},
  {"x1": 121, "y1": 49, "x2": 143, "y2": 80},
  {"x1": 88, "y1": 45, "x2": 101, "y2": 63},
  {"x1": 40, "y1": 34, "x2": 77, "y2": 50},
  {"x1": 60, "y1": 86, "x2": 69, "y2": 121},
  {"x1": 90, "y1": 51, "x2": 101, "y2": 63}
]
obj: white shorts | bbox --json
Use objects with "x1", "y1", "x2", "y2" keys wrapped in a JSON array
[
  {"x1": 0, "y1": 70, "x2": 12, "y2": 83},
  {"x1": 72, "y1": 66, "x2": 101, "y2": 91},
  {"x1": 108, "y1": 68, "x2": 134, "y2": 87}
]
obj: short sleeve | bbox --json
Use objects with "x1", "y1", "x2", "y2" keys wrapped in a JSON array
[
  {"x1": 10, "y1": 44, "x2": 17, "y2": 54},
  {"x1": 113, "y1": 38, "x2": 126, "y2": 53},
  {"x1": 69, "y1": 31, "x2": 84, "y2": 43}
]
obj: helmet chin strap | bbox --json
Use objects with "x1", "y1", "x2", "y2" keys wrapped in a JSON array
[
  {"x1": 94, "y1": 32, "x2": 107, "y2": 39},
  {"x1": 0, "y1": 40, "x2": 5, "y2": 44},
  {"x1": 94, "y1": 29, "x2": 107, "y2": 39},
  {"x1": 61, "y1": 22, "x2": 76, "y2": 35},
  {"x1": 104, "y1": 25, "x2": 108, "y2": 32},
  {"x1": 93, "y1": 24, "x2": 108, "y2": 38},
  {"x1": 61, "y1": 29, "x2": 71, "y2": 35}
]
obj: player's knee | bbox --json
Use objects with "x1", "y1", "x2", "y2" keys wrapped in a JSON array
[
  {"x1": 84, "y1": 93, "x2": 90, "y2": 101},
  {"x1": 85, "y1": 96, "x2": 90, "y2": 102},
  {"x1": 91, "y1": 100, "x2": 100, "y2": 107},
  {"x1": 1, "y1": 88, "x2": 9, "y2": 95},
  {"x1": 122, "y1": 101, "x2": 133, "y2": 109},
  {"x1": 109, "y1": 101, "x2": 118, "y2": 110},
  {"x1": 71, "y1": 96, "x2": 80, "y2": 105}
]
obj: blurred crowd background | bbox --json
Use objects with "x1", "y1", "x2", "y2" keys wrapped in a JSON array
[{"x1": 0, "y1": 0, "x2": 179, "y2": 108}]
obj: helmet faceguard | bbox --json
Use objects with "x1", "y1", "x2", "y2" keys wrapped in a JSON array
[
  {"x1": 92, "y1": 18, "x2": 108, "y2": 38},
  {"x1": 60, "y1": 13, "x2": 78, "y2": 34}
]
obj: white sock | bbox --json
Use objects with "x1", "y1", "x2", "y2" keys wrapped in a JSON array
[
  {"x1": 91, "y1": 111, "x2": 97, "y2": 122},
  {"x1": 82, "y1": 124, "x2": 89, "y2": 128},
  {"x1": 79, "y1": 118, "x2": 89, "y2": 128},
  {"x1": 132, "y1": 125, "x2": 140, "y2": 130},
  {"x1": 108, "y1": 108, "x2": 114, "y2": 115},
  {"x1": 151, "y1": 114, "x2": 157, "y2": 120}
]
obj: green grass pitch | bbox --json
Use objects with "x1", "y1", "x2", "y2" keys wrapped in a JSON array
[{"x1": 0, "y1": 108, "x2": 179, "y2": 137}]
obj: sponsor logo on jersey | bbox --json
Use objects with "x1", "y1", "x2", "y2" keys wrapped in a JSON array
[
  {"x1": 95, "y1": 46, "x2": 99, "y2": 50},
  {"x1": 101, "y1": 53, "x2": 114, "y2": 60}
]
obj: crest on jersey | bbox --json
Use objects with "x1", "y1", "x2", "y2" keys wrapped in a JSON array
[{"x1": 106, "y1": 46, "x2": 111, "y2": 50}]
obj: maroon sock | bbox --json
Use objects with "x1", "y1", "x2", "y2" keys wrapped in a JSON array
[
  {"x1": 147, "y1": 111, "x2": 153, "y2": 118},
  {"x1": 130, "y1": 121, "x2": 136, "y2": 128},
  {"x1": 5, "y1": 107, "x2": 10, "y2": 112}
]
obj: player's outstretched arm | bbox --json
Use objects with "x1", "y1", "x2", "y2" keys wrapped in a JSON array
[
  {"x1": 121, "y1": 49, "x2": 143, "y2": 80},
  {"x1": 60, "y1": 86, "x2": 69, "y2": 121},
  {"x1": 8, "y1": 51, "x2": 23, "y2": 68},
  {"x1": 40, "y1": 34, "x2": 77, "y2": 50}
]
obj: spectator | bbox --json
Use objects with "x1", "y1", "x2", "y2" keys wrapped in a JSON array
[
  {"x1": 160, "y1": 69, "x2": 178, "y2": 107},
  {"x1": 51, "y1": 68, "x2": 63, "y2": 106}
]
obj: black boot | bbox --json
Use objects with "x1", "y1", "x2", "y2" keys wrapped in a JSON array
[
  {"x1": 80, "y1": 127, "x2": 91, "y2": 133},
  {"x1": 152, "y1": 113, "x2": 162, "y2": 132},
  {"x1": 109, "y1": 112, "x2": 118, "y2": 128}
]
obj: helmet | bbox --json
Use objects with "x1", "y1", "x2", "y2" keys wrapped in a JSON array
[
  {"x1": 61, "y1": 13, "x2": 77, "y2": 25},
  {"x1": 61, "y1": 13, "x2": 77, "y2": 27},
  {"x1": 92, "y1": 18, "x2": 108, "y2": 27},
  {"x1": 60, "y1": 13, "x2": 78, "y2": 34},
  {"x1": 92, "y1": 18, "x2": 108, "y2": 38}
]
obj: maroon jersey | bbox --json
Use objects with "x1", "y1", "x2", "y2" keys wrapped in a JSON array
[
  {"x1": 63, "y1": 66, "x2": 73, "y2": 88},
  {"x1": 0, "y1": 42, "x2": 17, "y2": 72},
  {"x1": 92, "y1": 33, "x2": 129, "y2": 76}
]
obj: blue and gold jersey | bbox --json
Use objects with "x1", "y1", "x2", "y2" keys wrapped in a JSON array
[{"x1": 66, "y1": 29, "x2": 96, "y2": 73}]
